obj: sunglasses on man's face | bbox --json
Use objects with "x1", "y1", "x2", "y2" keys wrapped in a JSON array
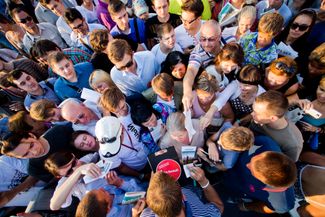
[
  {"x1": 117, "y1": 59, "x2": 134, "y2": 71},
  {"x1": 18, "y1": 16, "x2": 33, "y2": 24},
  {"x1": 290, "y1": 23, "x2": 309, "y2": 31}
]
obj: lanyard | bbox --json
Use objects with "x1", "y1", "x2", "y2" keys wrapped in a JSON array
[{"x1": 121, "y1": 126, "x2": 138, "y2": 152}]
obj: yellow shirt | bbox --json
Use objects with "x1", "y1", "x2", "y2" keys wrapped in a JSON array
[{"x1": 169, "y1": 0, "x2": 212, "y2": 20}]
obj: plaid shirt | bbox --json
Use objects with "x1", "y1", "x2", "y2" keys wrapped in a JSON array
[
  {"x1": 239, "y1": 32, "x2": 278, "y2": 66},
  {"x1": 48, "y1": 48, "x2": 91, "y2": 77}
]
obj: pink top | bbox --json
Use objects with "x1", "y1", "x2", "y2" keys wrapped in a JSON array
[{"x1": 191, "y1": 91, "x2": 222, "y2": 119}]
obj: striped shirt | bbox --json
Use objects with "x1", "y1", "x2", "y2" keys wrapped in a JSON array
[{"x1": 48, "y1": 48, "x2": 91, "y2": 77}]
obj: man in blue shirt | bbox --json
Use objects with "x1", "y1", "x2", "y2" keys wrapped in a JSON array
[
  {"x1": 7, "y1": 69, "x2": 61, "y2": 110},
  {"x1": 140, "y1": 169, "x2": 224, "y2": 217},
  {"x1": 48, "y1": 51, "x2": 93, "y2": 100},
  {"x1": 107, "y1": 39, "x2": 160, "y2": 96},
  {"x1": 108, "y1": 0, "x2": 147, "y2": 50},
  {"x1": 224, "y1": 136, "x2": 296, "y2": 214}
]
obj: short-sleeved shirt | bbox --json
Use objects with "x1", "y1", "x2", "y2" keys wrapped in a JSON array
[
  {"x1": 239, "y1": 32, "x2": 278, "y2": 66},
  {"x1": 99, "y1": 127, "x2": 148, "y2": 171},
  {"x1": 175, "y1": 22, "x2": 203, "y2": 50},
  {"x1": 188, "y1": 43, "x2": 218, "y2": 69},
  {"x1": 225, "y1": 136, "x2": 295, "y2": 213},
  {"x1": 140, "y1": 187, "x2": 221, "y2": 217},
  {"x1": 146, "y1": 14, "x2": 182, "y2": 46},
  {"x1": 249, "y1": 121, "x2": 303, "y2": 162},
  {"x1": 151, "y1": 43, "x2": 183, "y2": 65},
  {"x1": 28, "y1": 124, "x2": 74, "y2": 182},
  {"x1": 110, "y1": 51, "x2": 160, "y2": 96},
  {"x1": 54, "y1": 62, "x2": 93, "y2": 100}
]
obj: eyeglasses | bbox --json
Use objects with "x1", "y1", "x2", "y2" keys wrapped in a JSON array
[
  {"x1": 181, "y1": 16, "x2": 198, "y2": 25},
  {"x1": 18, "y1": 16, "x2": 33, "y2": 24},
  {"x1": 116, "y1": 58, "x2": 134, "y2": 71},
  {"x1": 274, "y1": 62, "x2": 295, "y2": 75},
  {"x1": 290, "y1": 22, "x2": 309, "y2": 31},
  {"x1": 72, "y1": 20, "x2": 84, "y2": 30},
  {"x1": 199, "y1": 36, "x2": 218, "y2": 43}
]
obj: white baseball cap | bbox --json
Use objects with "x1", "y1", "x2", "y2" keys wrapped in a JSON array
[{"x1": 95, "y1": 116, "x2": 122, "y2": 158}]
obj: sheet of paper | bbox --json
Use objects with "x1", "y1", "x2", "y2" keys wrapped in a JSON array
[
  {"x1": 81, "y1": 88, "x2": 101, "y2": 103},
  {"x1": 149, "y1": 119, "x2": 163, "y2": 142},
  {"x1": 183, "y1": 110, "x2": 196, "y2": 142},
  {"x1": 277, "y1": 42, "x2": 298, "y2": 59},
  {"x1": 83, "y1": 160, "x2": 113, "y2": 184},
  {"x1": 183, "y1": 163, "x2": 194, "y2": 178}
]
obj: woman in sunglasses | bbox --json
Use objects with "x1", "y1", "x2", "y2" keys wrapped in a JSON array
[
  {"x1": 263, "y1": 57, "x2": 299, "y2": 97},
  {"x1": 275, "y1": 9, "x2": 317, "y2": 59}
]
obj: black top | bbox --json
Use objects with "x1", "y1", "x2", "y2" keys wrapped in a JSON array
[
  {"x1": 262, "y1": 75, "x2": 298, "y2": 94},
  {"x1": 28, "y1": 124, "x2": 74, "y2": 182},
  {"x1": 146, "y1": 14, "x2": 182, "y2": 47},
  {"x1": 91, "y1": 35, "x2": 138, "y2": 73}
]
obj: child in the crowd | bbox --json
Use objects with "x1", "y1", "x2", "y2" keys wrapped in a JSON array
[
  {"x1": 239, "y1": 12, "x2": 284, "y2": 67},
  {"x1": 205, "y1": 126, "x2": 254, "y2": 171}
]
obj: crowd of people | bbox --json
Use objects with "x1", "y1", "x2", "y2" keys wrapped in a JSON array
[{"x1": 0, "y1": 0, "x2": 324, "y2": 216}]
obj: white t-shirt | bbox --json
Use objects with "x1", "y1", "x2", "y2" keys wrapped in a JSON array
[
  {"x1": 100, "y1": 128, "x2": 148, "y2": 170},
  {"x1": 118, "y1": 104, "x2": 141, "y2": 141},
  {"x1": 0, "y1": 156, "x2": 43, "y2": 207}
]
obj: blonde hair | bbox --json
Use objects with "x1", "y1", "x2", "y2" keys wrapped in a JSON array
[
  {"x1": 89, "y1": 69, "x2": 115, "y2": 90},
  {"x1": 309, "y1": 42, "x2": 325, "y2": 68},
  {"x1": 238, "y1": 5, "x2": 256, "y2": 22},
  {"x1": 258, "y1": 12, "x2": 284, "y2": 35},
  {"x1": 220, "y1": 127, "x2": 254, "y2": 151}
]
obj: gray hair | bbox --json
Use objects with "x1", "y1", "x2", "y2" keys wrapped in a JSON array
[{"x1": 166, "y1": 112, "x2": 186, "y2": 132}]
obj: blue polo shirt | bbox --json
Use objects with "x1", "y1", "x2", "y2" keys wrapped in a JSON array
[{"x1": 54, "y1": 62, "x2": 93, "y2": 100}]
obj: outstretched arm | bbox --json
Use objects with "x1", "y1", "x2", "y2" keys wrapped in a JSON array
[{"x1": 0, "y1": 176, "x2": 38, "y2": 208}]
